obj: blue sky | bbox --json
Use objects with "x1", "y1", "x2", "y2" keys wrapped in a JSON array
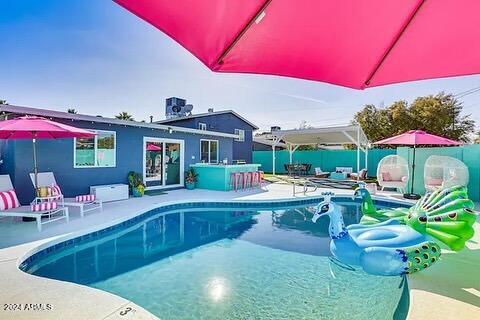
[{"x1": 1, "y1": 0, "x2": 480, "y2": 132}]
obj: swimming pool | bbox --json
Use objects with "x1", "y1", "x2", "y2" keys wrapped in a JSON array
[{"x1": 21, "y1": 198, "x2": 410, "y2": 319}]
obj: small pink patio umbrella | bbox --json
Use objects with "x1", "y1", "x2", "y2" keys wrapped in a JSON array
[
  {"x1": 374, "y1": 130, "x2": 462, "y2": 199},
  {"x1": 146, "y1": 143, "x2": 162, "y2": 151},
  {"x1": 0, "y1": 116, "x2": 96, "y2": 189},
  {"x1": 115, "y1": 1, "x2": 480, "y2": 89}
]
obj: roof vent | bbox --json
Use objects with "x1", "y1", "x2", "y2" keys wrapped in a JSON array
[{"x1": 271, "y1": 126, "x2": 281, "y2": 132}]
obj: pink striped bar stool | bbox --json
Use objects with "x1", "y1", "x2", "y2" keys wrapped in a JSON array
[
  {"x1": 251, "y1": 171, "x2": 260, "y2": 188},
  {"x1": 230, "y1": 172, "x2": 243, "y2": 192},
  {"x1": 258, "y1": 171, "x2": 265, "y2": 188},
  {"x1": 242, "y1": 171, "x2": 252, "y2": 190}
]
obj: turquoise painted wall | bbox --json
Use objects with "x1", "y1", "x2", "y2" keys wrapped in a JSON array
[
  {"x1": 252, "y1": 149, "x2": 395, "y2": 176},
  {"x1": 397, "y1": 145, "x2": 480, "y2": 201}
]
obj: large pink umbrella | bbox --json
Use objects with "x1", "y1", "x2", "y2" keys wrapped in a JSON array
[
  {"x1": 375, "y1": 130, "x2": 462, "y2": 199},
  {"x1": 114, "y1": 0, "x2": 480, "y2": 89},
  {"x1": 0, "y1": 116, "x2": 96, "y2": 189}
]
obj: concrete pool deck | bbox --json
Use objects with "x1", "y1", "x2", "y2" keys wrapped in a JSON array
[{"x1": 0, "y1": 183, "x2": 478, "y2": 320}]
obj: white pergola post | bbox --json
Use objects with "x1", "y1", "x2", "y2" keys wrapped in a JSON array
[
  {"x1": 356, "y1": 127, "x2": 361, "y2": 181},
  {"x1": 288, "y1": 143, "x2": 300, "y2": 164}
]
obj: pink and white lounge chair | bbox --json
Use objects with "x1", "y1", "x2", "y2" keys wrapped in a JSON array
[
  {"x1": 30, "y1": 172, "x2": 102, "y2": 217},
  {"x1": 0, "y1": 175, "x2": 69, "y2": 231}
]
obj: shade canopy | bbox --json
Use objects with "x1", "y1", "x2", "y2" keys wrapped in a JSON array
[
  {"x1": 271, "y1": 125, "x2": 369, "y2": 147},
  {"x1": 115, "y1": 0, "x2": 480, "y2": 89},
  {"x1": 374, "y1": 130, "x2": 462, "y2": 146},
  {"x1": 0, "y1": 116, "x2": 95, "y2": 139}
]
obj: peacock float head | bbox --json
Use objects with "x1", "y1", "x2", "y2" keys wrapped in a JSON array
[
  {"x1": 406, "y1": 186, "x2": 477, "y2": 251},
  {"x1": 352, "y1": 184, "x2": 371, "y2": 201}
]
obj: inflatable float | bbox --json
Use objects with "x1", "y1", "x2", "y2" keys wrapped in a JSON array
[{"x1": 312, "y1": 187, "x2": 477, "y2": 276}]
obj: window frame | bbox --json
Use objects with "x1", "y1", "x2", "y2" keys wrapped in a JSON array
[
  {"x1": 73, "y1": 129, "x2": 117, "y2": 168},
  {"x1": 234, "y1": 129, "x2": 245, "y2": 142},
  {"x1": 198, "y1": 122, "x2": 207, "y2": 131},
  {"x1": 200, "y1": 139, "x2": 219, "y2": 164}
]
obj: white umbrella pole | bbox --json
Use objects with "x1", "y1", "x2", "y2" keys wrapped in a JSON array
[{"x1": 32, "y1": 138, "x2": 38, "y2": 193}]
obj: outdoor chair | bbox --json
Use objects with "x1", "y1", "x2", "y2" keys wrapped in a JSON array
[
  {"x1": 29, "y1": 172, "x2": 103, "y2": 217},
  {"x1": 377, "y1": 155, "x2": 409, "y2": 193},
  {"x1": 0, "y1": 175, "x2": 69, "y2": 231},
  {"x1": 424, "y1": 155, "x2": 469, "y2": 192},
  {"x1": 350, "y1": 168, "x2": 368, "y2": 180},
  {"x1": 314, "y1": 167, "x2": 330, "y2": 178}
]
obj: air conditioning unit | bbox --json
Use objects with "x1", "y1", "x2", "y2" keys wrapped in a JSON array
[{"x1": 165, "y1": 97, "x2": 193, "y2": 119}]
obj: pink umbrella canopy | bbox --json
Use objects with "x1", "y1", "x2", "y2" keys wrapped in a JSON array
[
  {"x1": 146, "y1": 143, "x2": 162, "y2": 151},
  {"x1": 374, "y1": 130, "x2": 463, "y2": 146},
  {"x1": 114, "y1": 0, "x2": 480, "y2": 89},
  {"x1": 0, "y1": 116, "x2": 95, "y2": 139}
]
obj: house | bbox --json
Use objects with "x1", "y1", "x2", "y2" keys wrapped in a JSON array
[
  {"x1": 155, "y1": 105, "x2": 258, "y2": 163},
  {"x1": 0, "y1": 104, "x2": 240, "y2": 203}
]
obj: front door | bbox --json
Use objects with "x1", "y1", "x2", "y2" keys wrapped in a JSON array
[{"x1": 143, "y1": 138, "x2": 184, "y2": 189}]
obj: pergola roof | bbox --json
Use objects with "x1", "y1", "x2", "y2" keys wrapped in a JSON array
[{"x1": 271, "y1": 124, "x2": 369, "y2": 147}]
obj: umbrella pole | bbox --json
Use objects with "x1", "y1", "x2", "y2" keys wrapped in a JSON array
[
  {"x1": 32, "y1": 138, "x2": 38, "y2": 192},
  {"x1": 410, "y1": 145, "x2": 416, "y2": 194}
]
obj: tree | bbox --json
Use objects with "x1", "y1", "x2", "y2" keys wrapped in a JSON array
[
  {"x1": 0, "y1": 99, "x2": 8, "y2": 105},
  {"x1": 354, "y1": 92, "x2": 475, "y2": 144},
  {"x1": 67, "y1": 108, "x2": 77, "y2": 114},
  {"x1": 115, "y1": 111, "x2": 135, "y2": 121}
]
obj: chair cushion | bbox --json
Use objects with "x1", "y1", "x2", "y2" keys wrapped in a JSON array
[
  {"x1": 50, "y1": 184, "x2": 62, "y2": 196},
  {"x1": 382, "y1": 172, "x2": 393, "y2": 181},
  {"x1": 75, "y1": 194, "x2": 96, "y2": 202},
  {"x1": 0, "y1": 189, "x2": 20, "y2": 211},
  {"x1": 31, "y1": 201, "x2": 58, "y2": 212}
]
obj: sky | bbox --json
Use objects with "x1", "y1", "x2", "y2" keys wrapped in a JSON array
[{"x1": 1, "y1": 0, "x2": 480, "y2": 132}]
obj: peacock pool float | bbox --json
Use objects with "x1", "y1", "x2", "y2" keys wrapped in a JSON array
[{"x1": 312, "y1": 186, "x2": 477, "y2": 276}]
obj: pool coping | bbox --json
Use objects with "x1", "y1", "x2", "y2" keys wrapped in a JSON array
[{"x1": 0, "y1": 190, "x2": 476, "y2": 319}]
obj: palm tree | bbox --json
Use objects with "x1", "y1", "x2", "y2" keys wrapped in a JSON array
[
  {"x1": 67, "y1": 108, "x2": 77, "y2": 114},
  {"x1": 115, "y1": 111, "x2": 135, "y2": 121}
]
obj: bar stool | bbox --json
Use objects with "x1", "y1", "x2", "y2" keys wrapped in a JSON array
[
  {"x1": 230, "y1": 172, "x2": 243, "y2": 192},
  {"x1": 252, "y1": 171, "x2": 261, "y2": 188},
  {"x1": 242, "y1": 171, "x2": 252, "y2": 190},
  {"x1": 258, "y1": 171, "x2": 265, "y2": 188}
]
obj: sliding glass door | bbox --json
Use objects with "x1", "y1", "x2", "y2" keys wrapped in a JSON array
[{"x1": 143, "y1": 138, "x2": 184, "y2": 189}]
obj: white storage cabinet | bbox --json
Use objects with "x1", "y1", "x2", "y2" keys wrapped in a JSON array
[{"x1": 90, "y1": 184, "x2": 129, "y2": 202}]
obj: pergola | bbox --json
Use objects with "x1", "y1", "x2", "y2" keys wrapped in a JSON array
[{"x1": 269, "y1": 124, "x2": 370, "y2": 178}]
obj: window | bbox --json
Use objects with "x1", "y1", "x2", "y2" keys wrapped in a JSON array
[
  {"x1": 234, "y1": 129, "x2": 245, "y2": 142},
  {"x1": 198, "y1": 122, "x2": 207, "y2": 131},
  {"x1": 200, "y1": 139, "x2": 218, "y2": 163},
  {"x1": 74, "y1": 130, "x2": 116, "y2": 168}
]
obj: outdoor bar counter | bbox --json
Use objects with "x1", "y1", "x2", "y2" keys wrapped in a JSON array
[{"x1": 190, "y1": 163, "x2": 261, "y2": 191}]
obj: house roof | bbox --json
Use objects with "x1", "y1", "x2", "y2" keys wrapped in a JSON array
[
  {"x1": 155, "y1": 110, "x2": 259, "y2": 130},
  {"x1": 0, "y1": 104, "x2": 239, "y2": 139}
]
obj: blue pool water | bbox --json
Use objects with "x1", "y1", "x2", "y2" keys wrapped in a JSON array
[{"x1": 22, "y1": 199, "x2": 409, "y2": 319}]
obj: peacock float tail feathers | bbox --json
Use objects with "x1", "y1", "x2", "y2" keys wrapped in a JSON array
[
  {"x1": 396, "y1": 241, "x2": 441, "y2": 275},
  {"x1": 406, "y1": 186, "x2": 477, "y2": 251}
]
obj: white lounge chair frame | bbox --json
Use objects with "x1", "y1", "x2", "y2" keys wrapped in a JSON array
[
  {"x1": 424, "y1": 155, "x2": 469, "y2": 192},
  {"x1": 377, "y1": 155, "x2": 409, "y2": 193},
  {"x1": 0, "y1": 175, "x2": 69, "y2": 231},
  {"x1": 30, "y1": 172, "x2": 103, "y2": 217}
]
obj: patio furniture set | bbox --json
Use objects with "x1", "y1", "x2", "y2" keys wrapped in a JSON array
[{"x1": 0, "y1": 172, "x2": 103, "y2": 231}]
